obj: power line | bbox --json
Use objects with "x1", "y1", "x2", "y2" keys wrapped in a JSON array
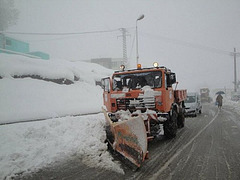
[
  {"x1": 1, "y1": 28, "x2": 125, "y2": 43},
  {"x1": 0, "y1": 28, "x2": 120, "y2": 36},
  {"x1": 2, "y1": 28, "x2": 238, "y2": 57}
]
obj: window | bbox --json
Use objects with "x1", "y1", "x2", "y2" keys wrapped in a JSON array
[{"x1": 112, "y1": 71, "x2": 162, "y2": 90}]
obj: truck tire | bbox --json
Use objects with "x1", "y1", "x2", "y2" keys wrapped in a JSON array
[
  {"x1": 164, "y1": 109, "x2": 178, "y2": 138},
  {"x1": 177, "y1": 107, "x2": 185, "y2": 128}
]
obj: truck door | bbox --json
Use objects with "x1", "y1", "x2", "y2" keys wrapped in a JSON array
[
  {"x1": 101, "y1": 77, "x2": 111, "y2": 111},
  {"x1": 164, "y1": 72, "x2": 175, "y2": 112}
]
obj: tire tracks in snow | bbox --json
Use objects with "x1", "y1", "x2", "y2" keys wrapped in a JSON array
[{"x1": 149, "y1": 109, "x2": 220, "y2": 180}]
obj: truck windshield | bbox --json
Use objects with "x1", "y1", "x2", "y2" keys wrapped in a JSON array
[{"x1": 112, "y1": 71, "x2": 162, "y2": 90}]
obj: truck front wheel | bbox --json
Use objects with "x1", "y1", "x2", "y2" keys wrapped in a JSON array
[{"x1": 164, "y1": 109, "x2": 178, "y2": 138}]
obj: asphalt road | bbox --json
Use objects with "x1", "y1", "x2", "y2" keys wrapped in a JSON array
[{"x1": 18, "y1": 103, "x2": 240, "y2": 180}]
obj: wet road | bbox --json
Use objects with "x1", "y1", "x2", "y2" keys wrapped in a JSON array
[{"x1": 19, "y1": 104, "x2": 240, "y2": 180}]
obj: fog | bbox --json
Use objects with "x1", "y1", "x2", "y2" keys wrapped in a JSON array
[{"x1": 6, "y1": 0, "x2": 240, "y2": 92}]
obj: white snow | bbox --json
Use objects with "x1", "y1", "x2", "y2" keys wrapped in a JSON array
[
  {"x1": 222, "y1": 96, "x2": 240, "y2": 116},
  {"x1": 0, "y1": 53, "x2": 113, "y2": 123},
  {"x1": 0, "y1": 54, "x2": 124, "y2": 179}
]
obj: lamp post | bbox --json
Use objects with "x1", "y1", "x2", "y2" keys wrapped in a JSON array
[{"x1": 136, "y1": 14, "x2": 144, "y2": 65}]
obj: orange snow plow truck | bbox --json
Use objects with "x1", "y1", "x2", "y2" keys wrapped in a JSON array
[{"x1": 101, "y1": 63, "x2": 187, "y2": 168}]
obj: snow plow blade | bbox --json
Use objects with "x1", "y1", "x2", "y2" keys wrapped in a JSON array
[{"x1": 103, "y1": 108, "x2": 148, "y2": 168}]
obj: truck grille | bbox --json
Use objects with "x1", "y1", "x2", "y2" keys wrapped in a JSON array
[{"x1": 116, "y1": 97, "x2": 155, "y2": 111}]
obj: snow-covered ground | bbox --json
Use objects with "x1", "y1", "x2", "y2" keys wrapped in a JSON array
[
  {"x1": 0, "y1": 54, "x2": 123, "y2": 179},
  {"x1": 224, "y1": 96, "x2": 240, "y2": 115},
  {"x1": 0, "y1": 54, "x2": 239, "y2": 179}
]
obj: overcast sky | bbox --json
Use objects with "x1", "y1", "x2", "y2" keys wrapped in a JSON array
[{"x1": 7, "y1": 0, "x2": 240, "y2": 91}]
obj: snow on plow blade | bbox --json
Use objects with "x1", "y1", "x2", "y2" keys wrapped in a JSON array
[{"x1": 103, "y1": 109, "x2": 148, "y2": 168}]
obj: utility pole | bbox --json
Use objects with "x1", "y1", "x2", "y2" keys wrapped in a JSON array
[
  {"x1": 233, "y1": 48, "x2": 237, "y2": 92},
  {"x1": 118, "y1": 28, "x2": 130, "y2": 67},
  {"x1": 231, "y1": 47, "x2": 240, "y2": 92}
]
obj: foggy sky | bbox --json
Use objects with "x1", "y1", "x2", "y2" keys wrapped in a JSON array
[{"x1": 7, "y1": 0, "x2": 240, "y2": 92}]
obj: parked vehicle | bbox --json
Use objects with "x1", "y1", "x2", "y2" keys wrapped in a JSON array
[
  {"x1": 185, "y1": 92, "x2": 202, "y2": 117},
  {"x1": 101, "y1": 63, "x2": 187, "y2": 168}
]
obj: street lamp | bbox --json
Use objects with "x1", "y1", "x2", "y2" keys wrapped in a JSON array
[{"x1": 136, "y1": 14, "x2": 144, "y2": 65}]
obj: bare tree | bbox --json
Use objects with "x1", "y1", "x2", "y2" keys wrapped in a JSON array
[{"x1": 0, "y1": 0, "x2": 19, "y2": 31}]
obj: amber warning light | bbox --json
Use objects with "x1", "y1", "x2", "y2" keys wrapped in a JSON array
[{"x1": 137, "y1": 64, "x2": 142, "y2": 69}]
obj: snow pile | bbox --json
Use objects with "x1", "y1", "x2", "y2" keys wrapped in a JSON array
[
  {"x1": 0, "y1": 54, "x2": 123, "y2": 179},
  {"x1": 0, "y1": 54, "x2": 75, "y2": 81},
  {"x1": 0, "y1": 78, "x2": 103, "y2": 123},
  {"x1": 0, "y1": 114, "x2": 124, "y2": 179},
  {"x1": 0, "y1": 54, "x2": 113, "y2": 84},
  {"x1": 0, "y1": 54, "x2": 113, "y2": 123}
]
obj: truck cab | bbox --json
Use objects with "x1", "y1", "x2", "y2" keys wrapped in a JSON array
[{"x1": 101, "y1": 63, "x2": 178, "y2": 115}]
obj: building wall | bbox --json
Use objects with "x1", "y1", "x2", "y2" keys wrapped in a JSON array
[
  {"x1": 0, "y1": 34, "x2": 50, "y2": 60},
  {"x1": 0, "y1": 34, "x2": 29, "y2": 53}
]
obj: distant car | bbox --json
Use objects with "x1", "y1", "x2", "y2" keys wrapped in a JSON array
[{"x1": 185, "y1": 92, "x2": 202, "y2": 117}]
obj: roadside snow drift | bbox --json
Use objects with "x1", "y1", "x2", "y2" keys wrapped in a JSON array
[
  {"x1": 0, "y1": 114, "x2": 124, "y2": 179},
  {"x1": 0, "y1": 54, "x2": 124, "y2": 179},
  {"x1": 0, "y1": 54, "x2": 113, "y2": 123}
]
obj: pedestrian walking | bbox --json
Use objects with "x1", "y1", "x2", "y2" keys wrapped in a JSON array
[{"x1": 216, "y1": 94, "x2": 223, "y2": 110}]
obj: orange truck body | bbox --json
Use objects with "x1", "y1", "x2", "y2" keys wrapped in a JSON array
[{"x1": 101, "y1": 65, "x2": 187, "y2": 168}]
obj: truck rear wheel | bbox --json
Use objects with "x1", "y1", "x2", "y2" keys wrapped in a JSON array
[
  {"x1": 177, "y1": 107, "x2": 185, "y2": 128},
  {"x1": 164, "y1": 109, "x2": 178, "y2": 138}
]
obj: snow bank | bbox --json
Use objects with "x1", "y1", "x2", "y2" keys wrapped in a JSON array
[
  {"x1": 0, "y1": 114, "x2": 123, "y2": 179},
  {"x1": 0, "y1": 78, "x2": 103, "y2": 123},
  {"x1": 0, "y1": 54, "x2": 113, "y2": 123},
  {"x1": 224, "y1": 96, "x2": 240, "y2": 115},
  {"x1": 0, "y1": 54, "x2": 113, "y2": 85},
  {"x1": 0, "y1": 54, "x2": 75, "y2": 81},
  {"x1": 0, "y1": 54, "x2": 123, "y2": 178}
]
